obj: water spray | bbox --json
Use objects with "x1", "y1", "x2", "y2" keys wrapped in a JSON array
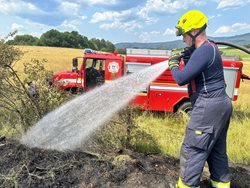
[{"x1": 20, "y1": 61, "x2": 169, "y2": 151}]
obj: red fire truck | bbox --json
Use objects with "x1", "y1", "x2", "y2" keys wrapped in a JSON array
[{"x1": 51, "y1": 42, "x2": 249, "y2": 114}]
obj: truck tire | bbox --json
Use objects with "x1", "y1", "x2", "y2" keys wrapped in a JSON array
[{"x1": 177, "y1": 101, "x2": 192, "y2": 116}]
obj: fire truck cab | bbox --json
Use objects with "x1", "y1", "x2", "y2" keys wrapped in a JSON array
[{"x1": 51, "y1": 48, "x2": 248, "y2": 114}]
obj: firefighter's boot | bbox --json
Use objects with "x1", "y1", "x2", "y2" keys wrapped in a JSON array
[
  {"x1": 175, "y1": 177, "x2": 200, "y2": 188},
  {"x1": 210, "y1": 179, "x2": 230, "y2": 188}
]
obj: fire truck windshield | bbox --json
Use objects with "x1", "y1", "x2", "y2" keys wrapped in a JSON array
[{"x1": 85, "y1": 59, "x2": 105, "y2": 87}]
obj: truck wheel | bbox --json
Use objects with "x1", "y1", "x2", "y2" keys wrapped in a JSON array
[
  {"x1": 67, "y1": 87, "x2": 78, "y2": 94},
  {"x1": 70, "y1": 87, "x2": 83, "y2": 94},
  {"x1": 177, "y1": 101, "x2": 192, "y2": 116}
]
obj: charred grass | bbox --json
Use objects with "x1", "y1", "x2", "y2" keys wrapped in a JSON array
[
  {"x1": 1, "y1": 138, "x2": 250, "y2": 188},
  {"x1": 0, "y1": 138, "x2": 180, "y2": 188}
]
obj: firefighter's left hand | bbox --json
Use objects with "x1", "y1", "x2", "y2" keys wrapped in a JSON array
[{"x1": 168, "y1": 54, "x2": 182, "y2": 70}]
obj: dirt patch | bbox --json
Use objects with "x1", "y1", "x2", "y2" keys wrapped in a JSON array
[{"x1": 0, "y1": 138, "x2": 249, "y2": 188}]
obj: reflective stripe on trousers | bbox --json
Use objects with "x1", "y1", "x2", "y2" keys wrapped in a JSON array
[
  {"x1": 179, "y1": 93, "x2": 232, "y2": 186},
  {"x1": 176, "y1": 177, "x2": 200, "y2": 188},
  {"x1": 211, "y1": 179, "x2": 230, "y2": 188}
]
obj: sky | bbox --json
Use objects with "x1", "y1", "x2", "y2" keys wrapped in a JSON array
[{"x1": 1, "y1": 0, "x2": 250, "y2": 44}]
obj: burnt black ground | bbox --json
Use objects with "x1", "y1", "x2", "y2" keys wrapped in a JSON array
[{"x1": 0, "y1": 138, "x2": 249, "y2": 188}]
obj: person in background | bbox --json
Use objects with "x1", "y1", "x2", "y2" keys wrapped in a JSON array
[
  {"x1": 168, "y1": 10, "x2": 232, "y2": 188},
  {"x1": 27, "y1": 81, "x2": 38, "y2": 100},
  {"x1": 72, "y1": 66, "x2": 78, "y2": 72}
]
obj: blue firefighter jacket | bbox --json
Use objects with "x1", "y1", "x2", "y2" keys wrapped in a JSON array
[{"x1": 171, "y1": 40, "x2": 226, "y2": 100}]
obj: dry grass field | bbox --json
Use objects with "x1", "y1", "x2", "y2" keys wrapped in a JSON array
[{"x1": 15, "y1": 46, "x2": 83, "y2": 75}]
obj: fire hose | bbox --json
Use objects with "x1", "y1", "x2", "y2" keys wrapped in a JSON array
[
  {"x1": 214, "y1": 41, "x2": 250, "y2": 55},
  {"x1": 215, "y1": 41, "x2": 250, "y2": 80},
  {"x1": 179, "y1": 41, "x2": 250, "y2": 80}
]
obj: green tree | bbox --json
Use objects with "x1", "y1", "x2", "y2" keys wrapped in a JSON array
[
  {"x1": 82, "y1": 36, "x2": 90, "y2": 48},
  {"x1": 7, "y1": 35, "x2": 39, "y2": 46},
  {"x1": 39, "y1": 29, "x2": 62, "y2": 47},
  {"x1": 6, "y1": 29, "x2": 116, "y2": 52},
  {"x1": 89, "y1": 38, "x2": 115, "y2": 52},
  {"x1": 61, "y1": 31, "x2": 86, "y2": 49},
  {"x1": 116, "y1": 48, "x2": 126, "y2": 54},
  {"x1": 71, "y1": 31, "x2": 85, "y2": 48},
  {"x1": 105, "y1": 41, "x2": 115, "y2": 52},
  {"x1": 89, "y1": 39, "x2": 98, "y2": 50}
]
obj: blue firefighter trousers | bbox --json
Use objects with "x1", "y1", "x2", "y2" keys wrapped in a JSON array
[{"x1": 179, "y1": 93, "x2": 232, "y2": 187}]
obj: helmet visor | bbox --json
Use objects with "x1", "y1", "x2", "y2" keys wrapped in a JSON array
[{"x1": 175, "y1": 26, "x2": 184, "y2": 36}]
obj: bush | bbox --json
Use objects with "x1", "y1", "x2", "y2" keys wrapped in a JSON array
[
  {"x1": 83, "y1": 107, "x2": 161, "y2": 154},
  {"x1": 0, "y1": 39, "x2": 73, "y2": 137}
]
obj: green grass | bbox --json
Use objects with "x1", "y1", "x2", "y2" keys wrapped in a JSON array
[
  {"x1": 0, "y1": 113, "x2": 24, "y2": 139},
  {"x1": 228, "y1": 116, "x2": 250, "y2": 164},
  {"x1": 133, "y1": 103, "x2": 250, "y2": 164},
  {"x1": 135, "y1": 112, "x2": 187, "y2": 156},
  {"x1": 133, "y1": 60, "x2": 250, "y2": 164},
  {"x1": 221, "y1": 48, "x2": 250, "y2": 59}
]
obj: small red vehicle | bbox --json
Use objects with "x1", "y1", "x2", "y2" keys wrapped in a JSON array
[{"x1": 51, "y1": 42, "x2": 249, "y2": 114}]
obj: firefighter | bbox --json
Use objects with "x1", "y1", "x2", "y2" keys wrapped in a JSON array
[
  {"x1": 168, "y1": 10, "x2": 232, "y2": 188},
  {"x1": 27, "y1": 81, "x2": 38, "y2": 100}
]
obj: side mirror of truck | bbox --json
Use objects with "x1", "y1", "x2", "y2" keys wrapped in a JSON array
[
  {"x1": 72, "y1": 58, "x2": 78, "y2": 67},
  {"x1": 72, "y1": 58, "x2": 78, "y2": 72}
]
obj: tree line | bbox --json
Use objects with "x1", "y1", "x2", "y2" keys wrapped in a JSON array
[{"x1": 7, "y1": 29, "x2": 116, "y2": 52}]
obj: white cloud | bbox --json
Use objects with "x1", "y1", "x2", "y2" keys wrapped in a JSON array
[
  {"x1": 60, "y1": 2, "x2": 80, "y2": 15},
  {"x1": 90, "y1": 10, "x2": 132, "y2": 23},
  {"x1": 79, "y1": 15, "x2": 87, "y2": 20},
  {"x1": 139, "y1": 0, "x2": 189, "y2": 17},
  {"x1": 100, "y1": 20, "x2": 142, "y2": 32},
  {"x1": 232, "y1": 23, "x2": 250, "y2": 30},
  {"x1": 78, "y1": 0, "x2": 118, "y2": 6},
  {"x1": 90, "y1": 9, "x2": 148, "y2": 32},
  {"x1": 192, "y1": 0, "x2": 208, "y2": 6},
  {"x1": 215, "y1": 22, "x2": 250, "y2": 34},
  {"x1": 90, "y1": 4, "x2": 160, "y2": 32},
  {"x1": 0, "y1": 1, "x2": 84, "y2": 27},
  {"x1": 11, "y1": 23, "x2": 24, "y2": 31},
  {"x1": 163, "y1": 28, "x2": 175, "y2": 36},
  {"x1": 217, "y1": 0, "x2": 250, "y2": 9},
  {"x1": 215, "y1": 26, "x2": 232, "y2": 34},
  {"x1": 139, "y1": 31, "x2": 161, "y2": 42},
  {"x1": 22, "y1": 19, "x2": 52, "y2": 35},
  {"x1": 0, "y1": 0, "x2": 38, "y2": 14},
  {"x1": 24, "y1": 20, "x2": 49, "y2": 30},
  {"x1": 91, "y1": 0, "x2": 208, "y2": 33},
  {"x1": 208, "y1": 14, "x2": 222, "y2": 20},
  {"x1": 61, "y1": 20, "x2": 80, "y2": 30}
]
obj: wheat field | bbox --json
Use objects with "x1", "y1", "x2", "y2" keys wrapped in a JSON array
[
  {"x1": 15, "y1": 46, "x2": 83, "y2": 75},
  {"x1": 14, "y1": 45, "x2": 250, "y2": 164}
]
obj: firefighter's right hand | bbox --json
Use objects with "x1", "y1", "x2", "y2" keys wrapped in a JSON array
[
  {"x1": 168, "y1": 54, "x2": 182, "y2": 70},
  {"x1": 180, "y1": 47, "x2": 193, "y2": 65}
]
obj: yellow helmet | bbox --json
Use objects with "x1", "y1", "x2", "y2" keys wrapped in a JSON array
[{"x1": 175, "y1": 10, "x2": 208, "y2": 36}]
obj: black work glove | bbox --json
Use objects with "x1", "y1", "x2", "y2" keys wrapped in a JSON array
[
  {"x1": 168, "y1": 54, "x2": 182, "y2": 70},
  {"x1": 180, "y1": 46, "x2": 194, "y2": 65}
]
